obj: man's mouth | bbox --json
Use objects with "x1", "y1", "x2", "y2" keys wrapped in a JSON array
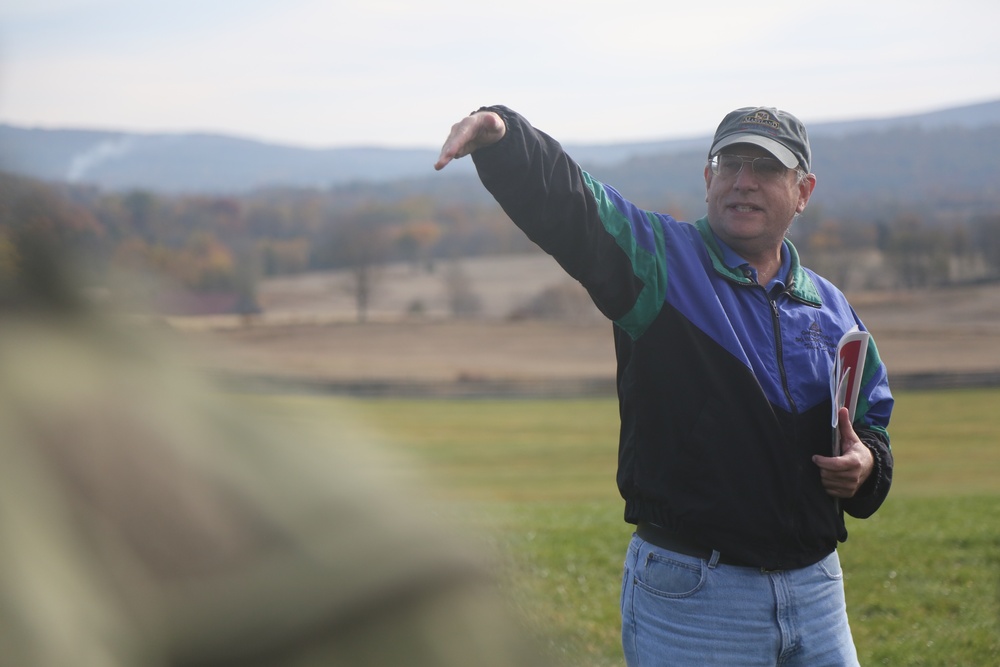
[{"x1": 730, "y1": 204, "x2": 762, "y2": 213}]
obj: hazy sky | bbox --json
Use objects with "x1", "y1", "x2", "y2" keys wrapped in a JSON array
[{"x1": 1, "y1": 0, "x2": 998, "y2": 150}]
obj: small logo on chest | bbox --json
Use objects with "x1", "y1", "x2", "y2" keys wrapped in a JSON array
[{"x1": 795, "y1": 322, "x2": 837, "y2": 351}]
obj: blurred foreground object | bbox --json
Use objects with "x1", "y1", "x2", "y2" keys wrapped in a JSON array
[{"x1": 0, "y1": 234, "x2": 548, "y2": 666}]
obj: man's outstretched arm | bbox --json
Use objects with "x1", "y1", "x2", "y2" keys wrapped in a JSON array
[{"x1": 432, "y1": 105, "x2": 658, "y2": 328}]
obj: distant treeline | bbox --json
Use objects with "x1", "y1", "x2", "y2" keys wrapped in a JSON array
[
  {"x1": 0, "y1": 170, "x2": 531, "y2": 310},
  {"x1": 2, "y1": 135, "x2": 999, "y2": 314}
]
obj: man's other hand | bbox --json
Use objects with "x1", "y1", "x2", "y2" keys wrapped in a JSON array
[{"x1": 813, "y1": 408, "x2": 875, "y2": 498}]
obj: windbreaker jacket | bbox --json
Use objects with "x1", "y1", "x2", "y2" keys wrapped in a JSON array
[{"x1": 472, "y1": 106, "x2": 894, "y2": 570}]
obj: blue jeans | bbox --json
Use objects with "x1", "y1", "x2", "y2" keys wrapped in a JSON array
[{"x1": 621, "y1": 533, "x2": 860, "y2": 666}]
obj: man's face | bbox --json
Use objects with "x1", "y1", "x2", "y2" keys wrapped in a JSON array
[{"x1": 704, "y1": 143, "x2": 816, "y2": 258}]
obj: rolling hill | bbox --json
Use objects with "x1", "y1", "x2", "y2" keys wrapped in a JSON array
[{"x1": 2, "y1": 99, "x2": 998, "y2": 201}]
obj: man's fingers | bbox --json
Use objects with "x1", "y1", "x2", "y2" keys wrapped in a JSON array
[
  {"x1": 434, "y1": 121, "x2": 473, "y2": 170},
  {"x1": 433, "y1": 151, "x2": 454, "y2": 171},
  {"x1": 814, "y1": 453, "x2": 849, "y2": 470},
  {"x1": 814, "y1": 435, "x2": 872, "y2": 498},
  {"x1": 817, "y1": 465, "x2": 857, "y2": 497},
  {"x1": 434, "y1": 112, "x2": 506, "y2": 171}
]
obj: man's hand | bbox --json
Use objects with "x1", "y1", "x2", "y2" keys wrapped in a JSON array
[
  {"x1": 434, "y1": 110, "x2": 506, "y2": 171},
  {"x1": 812, "y1": 407, "x2": 874, "y2": 498}
]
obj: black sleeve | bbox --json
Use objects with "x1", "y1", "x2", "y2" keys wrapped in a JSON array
[
  {"x1": 470, "y1": 105, "x2": 647, "y2": 322},
  {"x1": 842, "y1": 427, "x2": 894, "y2": 518}
]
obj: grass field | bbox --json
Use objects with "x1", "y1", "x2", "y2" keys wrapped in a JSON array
[{"x1": 244, "y1": 389, "x2": 1000, "y2": 666}]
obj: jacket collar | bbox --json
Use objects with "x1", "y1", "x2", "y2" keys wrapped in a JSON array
[{"x1": 694, "y1": 216, "x2": 822, "y2": 307}]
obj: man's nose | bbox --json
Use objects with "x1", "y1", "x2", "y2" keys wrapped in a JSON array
[{"x1": 732, "y1": 162, "x2": 760, "y2": 189}]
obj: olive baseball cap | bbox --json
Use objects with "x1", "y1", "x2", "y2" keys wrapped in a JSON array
[{"x1": 709, "y1": 107, "x2": 811, "y2": 172}]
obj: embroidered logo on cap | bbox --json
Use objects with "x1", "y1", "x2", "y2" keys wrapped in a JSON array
[{"x1": 742, "y1": 110, "x2": 780, "y2": 129}]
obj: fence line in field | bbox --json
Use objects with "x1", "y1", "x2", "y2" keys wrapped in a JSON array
[{"x1": 214, "y1": 370, "x2": 1000, "y2": 398}]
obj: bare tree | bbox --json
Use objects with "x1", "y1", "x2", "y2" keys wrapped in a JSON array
[
  {"x1": 331, "y1": 222, "x2": 388, "y2": 323},
  {"x1": 443, "y1": 261, "x2": 481, "y2": 318}
]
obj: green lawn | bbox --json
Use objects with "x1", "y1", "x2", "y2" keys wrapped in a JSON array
[{"x1": 245, "y1": 389, "x2": 1000, "y2": 666}]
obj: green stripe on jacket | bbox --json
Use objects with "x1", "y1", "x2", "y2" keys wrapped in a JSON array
[{"x1": 582, "y1": 172, "x2": 666, "y2": 340}]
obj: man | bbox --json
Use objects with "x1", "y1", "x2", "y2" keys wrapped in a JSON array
[{"x1": 435, "y1": 105, "x2": 893, "y2": 666}]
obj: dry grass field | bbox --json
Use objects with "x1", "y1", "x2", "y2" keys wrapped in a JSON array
[{"x1": 176, "y1": 253, "x2": 1000, "y2": 390}]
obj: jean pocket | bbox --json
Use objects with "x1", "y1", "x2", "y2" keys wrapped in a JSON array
[
  {"x1": 634, "y1": 550, "x2": 706, "y2": 599},
  {"x1": 816, "y1": 551, "x2": 844, "y2": 581}
]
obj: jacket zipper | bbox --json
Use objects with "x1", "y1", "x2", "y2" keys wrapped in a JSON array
[
  {"x1": 767, "y1": 290, "x2": 798, "y2": 414},
  {"x1": 736, "y1": 269, "x2": 798, "y2": 414}
]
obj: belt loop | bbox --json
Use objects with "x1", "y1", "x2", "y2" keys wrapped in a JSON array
[{"x1": 708, "y1": 549, "x2": 721, "y2": 569}]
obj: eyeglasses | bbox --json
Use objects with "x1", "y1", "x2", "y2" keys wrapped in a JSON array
[{"x1": 709, "y1": 154, "x2": 791, "y2": 181}]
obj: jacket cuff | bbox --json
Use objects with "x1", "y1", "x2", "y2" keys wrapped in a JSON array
[{"x1": 843, "y1": 427, "x2": 893, "y2": 518}]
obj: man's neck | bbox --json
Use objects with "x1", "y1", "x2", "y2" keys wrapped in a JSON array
[
  {"x1": 713, "y1": 233, "x2": 786, "y2": 286},
  {"x1": 750, "y1": 254, "x2": 783, "y2": 286}
]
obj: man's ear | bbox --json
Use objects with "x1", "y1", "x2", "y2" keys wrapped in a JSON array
[{"x1": 797, "y1": 173, "x2": 817, "y2": 213}]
